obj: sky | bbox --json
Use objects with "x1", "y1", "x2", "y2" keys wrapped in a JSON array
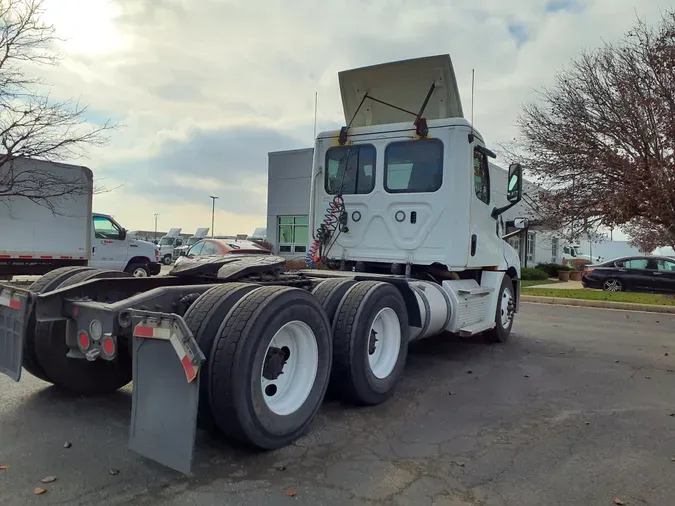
[{"x1": 34, "y1": 0, "x2": 669, "y2": 238}]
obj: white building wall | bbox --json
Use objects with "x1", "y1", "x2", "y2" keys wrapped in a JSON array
[{"x1": 267, "y1": 148, "x2": 313, "y2": 258}]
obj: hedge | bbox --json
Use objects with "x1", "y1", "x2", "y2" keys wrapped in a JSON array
[
  {"x1": 521, "y1": 267, "x2": 549, "y2": 280},
  {"x1": 535, "y1": 262, "x2": 572, "y2": 277}
]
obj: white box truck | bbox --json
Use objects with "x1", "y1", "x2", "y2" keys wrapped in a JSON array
[
  {"x1": 0, "y1": 54, "x2": 528, "y2": 475},
  {"x1": 0, "y1": 158, "x2": 161, "y2": 278}
]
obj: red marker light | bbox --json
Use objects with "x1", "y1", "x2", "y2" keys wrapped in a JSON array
[
  {"x1": 78, "y1": 332, "x2": 90, "y2": 350},
  {"x1": 102, "y1": 337, "x2": 115, "y2": 355}
]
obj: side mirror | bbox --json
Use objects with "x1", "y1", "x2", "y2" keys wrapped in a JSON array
[
  {"x1": 507, "y1": 163, "x2": 522, "y2": 203},
  {"x1": 180, "y1": 251, "x2": 187, "y2": 256},
  {"x1": 513, "y1": 217, "x2": 529, "y2": 229},
  {"x1": 119, "y1": 228, "x2": 127, "y2": 241}
]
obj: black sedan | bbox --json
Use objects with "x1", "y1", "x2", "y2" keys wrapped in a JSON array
[{"x1": 582, "y1": 255, "x2": 675, "y2": 293}]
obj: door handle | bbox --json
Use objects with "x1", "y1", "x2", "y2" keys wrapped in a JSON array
[{"x1": 654, "y1": 272, "x2": 663, "y2": 275}]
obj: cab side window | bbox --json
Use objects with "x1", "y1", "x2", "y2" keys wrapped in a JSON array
[
  {"x1": 93, "y1": 216, "x2": 122, "y2": 240},
  {"x1": 473, "y1": 148, "x2": 490, "y2": 205}
]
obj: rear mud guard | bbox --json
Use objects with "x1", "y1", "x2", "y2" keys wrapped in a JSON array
[
  {"x1": 0, "y1": 285, "x2": 34, "y2": 382},
  {"x1": 127, "y1": 310, "x2": 206, "y2": 475}
]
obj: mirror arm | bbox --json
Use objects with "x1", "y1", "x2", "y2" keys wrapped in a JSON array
[
  {"x1": 502, "y1": 227, "x2": 528, "y2": 241},
  {"x1": 491, "y1": 201, "x2": 519, "y2": 219}
]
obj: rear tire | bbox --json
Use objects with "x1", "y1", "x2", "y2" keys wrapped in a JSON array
[
  {"x1": 208, "y1": 286, "x2": 332, "y2": 450},
  {"x1": 484, "y1": 274, "x2": 515, "y2": 343},
  {"x1": 162, "y1": 255, "x2": 172, "y2": 266},
  {"x1": 602, "y1": 278, "x2": 623, "y2": 292},
  {"x1": 24, "y1": 266, "x2": 95, "y2": 381},
  {"x1": 331, "y1": 281, "x2": 409, "y2": 406},
  {"x1": 183, "y1": 282, "x2": 261, "y2": 430},
  {"x1": 311, "y1": 278, "x2": 357, "y2": 324},
  {"x1": 32, "y1": 269, "x2": 133, "y2": 395}
]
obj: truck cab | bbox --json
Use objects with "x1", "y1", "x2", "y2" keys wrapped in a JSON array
[
  {"x1": 91, "y1": 213, "x2": 161, "y2": 276},
  {"x1": 158, "y1": 228, "x2": 183, "y2": 265},
  {"x1": 309, "y1": 55, "x2": 522, "y2": 277}
]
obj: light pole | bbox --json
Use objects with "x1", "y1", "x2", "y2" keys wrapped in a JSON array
[
  {"x1": 209, "y1": 196, "x2": 219, "y2": 238},
  {"x1": 154, "y1": 213, "x2": 159, "y2": 243}
]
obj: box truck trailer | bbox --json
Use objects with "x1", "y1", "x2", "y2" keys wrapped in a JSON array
[{"x1": 0, "y1": 159, "x2": 161, "y2": 278}]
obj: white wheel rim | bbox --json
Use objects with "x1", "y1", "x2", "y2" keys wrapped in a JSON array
[
  {"x1": 368, "y1": 308, "x2": 401, "y2": 379},
  {"x1": 260, "y1": 320, "x2": 318, "y2": 416},
  {"x1": 500, "y1": 286, "x2": 514, "y2": 328},
  {"x1": 133, "y1": 268, "x2": 147, "y2": 277}
]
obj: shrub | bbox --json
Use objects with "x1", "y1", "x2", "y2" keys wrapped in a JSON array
[
  {"x1": 521, "y1": 267, "x2": 549, "y2": 280},
  {"x1": 535, "y1": 262, "x2": 570, "y2": 277}
]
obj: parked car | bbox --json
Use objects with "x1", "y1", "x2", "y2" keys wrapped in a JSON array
[
  {"x1": 582, "y1": 255, "x2": 675, "y2": 293},
  {"x1": 174, "y1": 238, "x2": 272, "y2": 268}
]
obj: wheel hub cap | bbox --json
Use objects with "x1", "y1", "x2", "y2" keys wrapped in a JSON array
[{"x1": 260, "y1": 320, "x2": 319, "y2": 416}]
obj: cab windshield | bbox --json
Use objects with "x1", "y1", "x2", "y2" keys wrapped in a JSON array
[{"x1": 159, "y1": 237, "x2": 175, "y2": 246}]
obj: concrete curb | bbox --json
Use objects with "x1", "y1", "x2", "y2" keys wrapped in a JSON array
[{"x1": 521, "y1": 295, "x2": 675, "y2": 314}]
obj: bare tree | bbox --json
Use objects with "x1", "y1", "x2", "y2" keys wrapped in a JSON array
[
  {"x1": 507, "y1": 11, "x2": 675, "y2": 252},
  {"x1": 0, "y1": 0, "x2": 117, "y2": 211}
]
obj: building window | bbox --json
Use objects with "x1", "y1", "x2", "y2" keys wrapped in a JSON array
[
  {"x1": 473, "y1": 148, "x2": 490, "y2": 205},
  {"x1": 325, "y1": 144, "x2": 376, "y2": 195},
  {"x1": 278, "y1": 216, "x2": 308, "y2": 254},
  {"x1": 527, "y1": 231, "x2": 536, "y2": 264},
  {"x1": 551, "y1": 237, "x2": 559, "y2": 263},
  {"x1": 384, "y1": 138, "x2": 443, "y2": 193}
]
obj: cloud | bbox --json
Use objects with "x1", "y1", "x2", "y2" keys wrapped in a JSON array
[{"x1": 28, "y1": 0, "x2": 670, "y2": 233}]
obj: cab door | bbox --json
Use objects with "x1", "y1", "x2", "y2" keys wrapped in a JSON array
[
  {"x1": 91, "y1": 215, "x2": 128, "y2": 270},
  {"x1": 467, "y1": 145, "x2": 501, "y2": 267}
]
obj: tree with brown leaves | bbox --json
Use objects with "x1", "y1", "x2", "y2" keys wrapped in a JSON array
[
  {"x1": 510, "y1": 11, "x2": 675, "y2": 252},
  {"x1": 0, "y1": 0, "x2": 116, "y2": 211}
]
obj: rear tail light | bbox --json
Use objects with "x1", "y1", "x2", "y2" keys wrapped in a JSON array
[
  {"x1": 78, "y1": 331, "x2": 90, "y2": 351},
  {"x1": 101, "y1": 336, "x2": 116, "y2": 358}
]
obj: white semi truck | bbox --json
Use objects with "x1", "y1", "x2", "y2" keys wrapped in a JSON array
[
  {"x1": 0, "y1": 159, "x2": 161, "y2": 279},
  {"x1": 158, "y1": 228, "x2": 183, "y2": 265},
  {"x1": 0, "y1": 54, "x2": 527, "y2": 475}
]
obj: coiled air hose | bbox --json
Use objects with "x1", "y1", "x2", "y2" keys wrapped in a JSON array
[{"x1": 306, "y1": 194, "x2": 345, "y2": 268}]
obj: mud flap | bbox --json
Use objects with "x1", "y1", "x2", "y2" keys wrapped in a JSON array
[
  {"x1": 0, "y1": 285, "x2": 33, "y2": 382},
  {"x1": 128, "y1": 311, "x2": 205, "y2": 475}
]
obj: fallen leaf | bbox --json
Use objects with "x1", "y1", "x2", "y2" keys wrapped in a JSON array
[
  {"x1": 524, "y1": 375, "x2": 530, "y2": 378},
  {"x1": 645, "y1": 376, "x2": 651, "y2": 380},
  {"x1": 274, "y1": 465, "x2": 287, "y2": 472},
  {"x1": 614, "y1": 360, "x2": 620, "y2": 363},
  {"x1": 670, "y1": 413, "x2": 675, "y2": 417},
  {"x1": 467, "y1": 370, "x2": 473, "y2": 374},
  {"x1": 33, "y1": 487, "x2": 46, "y2": 495},
  {"x1": 614, "y1": 498, "x2": 624, "y2": 505},
  {"x1": 0, "y1": 465, "x2": 8, "y2": 471},
  {"x1": 665, "y1": 353, "x2": 669, "y2": 356},
  {"x1": 667, "y1": 369, "x2": 674, "y2": 373},
  {"x1": 63, "y1": 441, "x2": 72, "y2": 449},
  {"x1": 40, "y1": 476, "x2": 57, "y2": 483},
  {"x1": 670, "y1": 457, "x2": 675, "y2": 462},
  {"x1": 584, "y1": 422, "x2": 590, "y2": 425},
  {"x1": 108, "y1": 468, "x2": 119, "y2": 476},
  {"x1": 448, "y1": 391, "x2": 455, "y2": 396},
  {"x1": 656, "y1": 321, "x2": 660, "y2": 324},
  {"x1": 285, "y1": 489, "x2": 297, "y2": 497}
]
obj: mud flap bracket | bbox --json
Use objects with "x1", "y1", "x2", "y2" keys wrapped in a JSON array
[{"x1": 128, "y1": 310, "x2": 205, "y2": 475}]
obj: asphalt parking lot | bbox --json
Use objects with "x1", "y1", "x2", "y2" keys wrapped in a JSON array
[{"x1": 1, "y1": 303, "x2": 674, "y2": 506}]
